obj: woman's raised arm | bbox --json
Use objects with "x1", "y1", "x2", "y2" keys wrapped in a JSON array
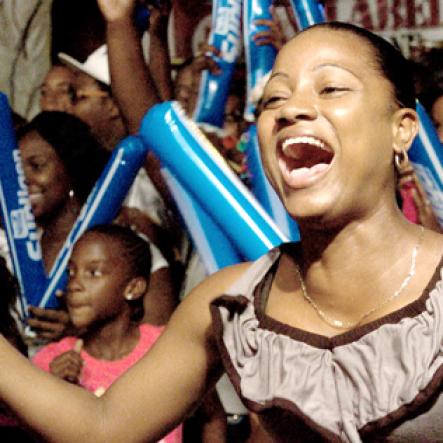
[
  {"x1": 98, "y1": 0, "x2": 160, "y2": 134},
  {"x1": 0, "y1": 263, "x2": 250, "y2": 442}
]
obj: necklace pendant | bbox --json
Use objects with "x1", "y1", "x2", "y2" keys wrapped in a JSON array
[{"x1": 332, "y1": 319, "x2": 344, "y2": 328}]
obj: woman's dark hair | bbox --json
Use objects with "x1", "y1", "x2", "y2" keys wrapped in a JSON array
[
  {"x1": 16, "y1": 111, "x2": 110, "y2": 204},
  {"x1": 0, "y1": 257, "x2": 27, "y2": 356},
  {"x1": 81, "y1": 224, "x2": 152, "y2": 322},
  {"x1": 304, "y1": 22, "x2": 416, "y2": 109}
]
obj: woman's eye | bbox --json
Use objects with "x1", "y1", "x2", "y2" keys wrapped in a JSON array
[
  {"x1": 262, "y1": 96, "x2": 285, "y2": 109},
  {"x1": 67, "y1": 268, "x2": 75, "y2": 277},
  {"x1": 319, "y1": 86, "x2": 350, "y2": 96},
  {"x1": 31, "y1": 161, "x2": 46, "y2": 171}
]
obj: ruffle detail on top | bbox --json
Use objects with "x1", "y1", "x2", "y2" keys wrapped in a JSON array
[{"x1": 210, "y1": 247, "x2": 443, "y2": 443}]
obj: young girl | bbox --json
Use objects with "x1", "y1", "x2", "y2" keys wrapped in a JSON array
[{"x1": 32, "y1": 224, "x2": 182, "y2": 443}]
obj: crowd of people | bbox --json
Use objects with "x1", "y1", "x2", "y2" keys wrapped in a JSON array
[{"x1": 0, "y1": 0, "x2": 442, "y2": 442}]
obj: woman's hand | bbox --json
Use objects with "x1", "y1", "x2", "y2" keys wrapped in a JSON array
[
  {"x1": 27, "y1": 305, "x2": 71, "y2": 341},
  {"x1": 97, "y1": 0, "x2": 137, "y2": 23},
  {"x1": 192, "y1": 44, "x2": 222, "y2": 76},
  {"x1": 253, "y1": 6, "x2": 288, "y2": 51},
  {"x1": 148, "y1": 0, "x2": 172, "y2": 40},
  {"x1": 49, "y1": 340, "x2": 84, "y2": 384}
]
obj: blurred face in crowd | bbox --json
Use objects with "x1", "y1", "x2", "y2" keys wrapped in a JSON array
[
  {"x1": 223, "y1": 94, "x2": 245, "y2": 140},
  {"x1": 431, "y1": 95, "x2": 443, "y2": 143},
  {"x1": 72, "y1": 73, "x2": 113, "y2": 134},
  {"x1": 40, "y1": 66, "x2": 75, "y2": 113},
  {"x1": 19, "y1": 131, "x2": 72, "y2": 221},
  {"x1": 174, "y1": 64, "x2": 199, "y2": 116},
  {"x1": 72, "y1": 72, "x2": 124, "y2": 150}
]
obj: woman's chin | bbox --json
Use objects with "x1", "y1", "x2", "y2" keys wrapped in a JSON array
[
  {"x1": 282, "y1": 191, "x2": 330, "y2": 217},
  {"x1": 282, "y1": 195, "x2": 345, "y2": 230}
]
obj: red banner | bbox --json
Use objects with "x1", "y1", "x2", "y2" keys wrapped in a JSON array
[{"x1": 324, "y1": 0, "x2": 440, "y2": 31}]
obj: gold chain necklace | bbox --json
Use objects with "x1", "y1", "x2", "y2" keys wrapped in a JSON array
[{"x1": 294, "y1": 226, "x2": 425, "y2": 330}]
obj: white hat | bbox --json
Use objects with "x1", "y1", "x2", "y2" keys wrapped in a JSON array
[{"x1": 58, "y1": 44, "x2": 110, "y2": 86}]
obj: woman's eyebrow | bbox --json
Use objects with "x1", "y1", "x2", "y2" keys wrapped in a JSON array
[
  {"x1": 269, "y1": 72, "x2": 289, "y2": 81},
  {"x1": 313, "y1": 63, "x2": 359, "y2": 78}
]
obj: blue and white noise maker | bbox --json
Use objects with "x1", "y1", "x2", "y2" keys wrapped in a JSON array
[
  {"x1": 141, "y1": 101, "x2": 288, "y2": 260},
  {"x1": 193, "y1": 0, "x2": 242, "y2": 129}
]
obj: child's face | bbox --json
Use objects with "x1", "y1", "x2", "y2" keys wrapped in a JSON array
[{"x1": 66, "y1": 233, "x2": 131, "y2": 329}]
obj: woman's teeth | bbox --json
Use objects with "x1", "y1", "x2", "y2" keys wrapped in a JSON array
[
  {"x1": 278, "y1": 136, "x2": 333, "y2": 188},
  {"x1": 282, "y1": 136, "x2": 327, "y2": 157}
]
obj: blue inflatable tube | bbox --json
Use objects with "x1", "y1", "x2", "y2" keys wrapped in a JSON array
[
  {"x1": 243, "y1": 0, "x2": 277, "y2": 122},
  {"x1": 245, "y1": 125, "x2": 300, "y2": 241},
  {"x1": 162, "y1": 169, "x2": 241, "y2": 274},
  {"x1": 141, "y1": 101, "x2": 288, "y2": 260},
  {"x1": 288, "y1": 0, "x2": 325, "y2": 28},
  {"x1": 0, "y1": 93, "x2": 46, "y2": 314},
  {"x1": 192, "y1": 0, "x2": 242, "y2": 128},
  {"x1": 39, "y1": 135, "x2": 148, "y2": 308},
  {"x1": 409, "y1": 102, "x2": 443, "y2": 228}
]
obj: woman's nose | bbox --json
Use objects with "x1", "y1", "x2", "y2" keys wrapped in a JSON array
[
  {"x1": 276, "y1": 92, "x2": 318, "y2": 124},
  {"x1": 22, "y1": 165, "x2": 34, "y2": 186}
]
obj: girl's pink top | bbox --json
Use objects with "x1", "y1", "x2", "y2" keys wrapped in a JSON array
[{"x1": 33, "y1": 323, "x2": 182, "y2": 443}]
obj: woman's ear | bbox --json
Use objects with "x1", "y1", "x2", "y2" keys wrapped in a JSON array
[
  {"x1": 124, "y1": 277, "x2": 148, "y2": 301},
  {"x1": 102, "y1": 97, "x2": 122, "y2": 120},
  {"x1": 392, "y1": 107, "x2": 419, "y2": 154}
]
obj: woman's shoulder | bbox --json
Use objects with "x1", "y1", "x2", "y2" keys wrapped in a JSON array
[
  {"x1": 183, "y1": 245, "x2": 284, "y2": 309},
  {"x1": 184, "y1": 261, "x2": 255, "y2": 307},
  {"x1": 164, "y1": 248, "x2": 283, "y2": 347},
  {"x1": 164, "y1": 262, "x2": 253, "y2": 330}
]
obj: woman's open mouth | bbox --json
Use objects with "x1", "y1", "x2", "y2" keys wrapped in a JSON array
[{"x1": 277, "y1": 136, "x2": 334, "y2": 189}]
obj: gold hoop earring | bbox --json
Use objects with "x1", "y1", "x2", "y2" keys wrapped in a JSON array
[
  {"x1": 394, "y1": 150, "x2": 410, "y2": 174},
  {"x1": 394, "y1": 150, "x2": 415, "y2": 188}
]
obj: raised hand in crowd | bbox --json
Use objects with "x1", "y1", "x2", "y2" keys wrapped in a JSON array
[
  {"x1": 253, "y1": 5, "x2": 288, "y2": 51},
  {"x1": 96, "y1": 0, "x2": 137, "y2": 24},
  {"x1": 147, "y1": 0, "x2": 174, "y2": 101},
  {"x1": 96, "y1": 0, "x2": 159, "y2": 133},
  {"x1": 27, "y1": 305, "x2": 71, "y2": 342}
]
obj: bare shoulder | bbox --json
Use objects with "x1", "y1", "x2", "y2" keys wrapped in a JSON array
[
  {"x1": 151, "y1": 263, "x2": 255, "y2": 376},
  {"x1": 191, "y1": 261, "x2": 253, "y2": 299},
  {"x1": 163, "y1": 261, "x2": 253, "y2": 336},
  {"x1": 178, "y1": 261, "x2": 253, "y2": 314}
]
